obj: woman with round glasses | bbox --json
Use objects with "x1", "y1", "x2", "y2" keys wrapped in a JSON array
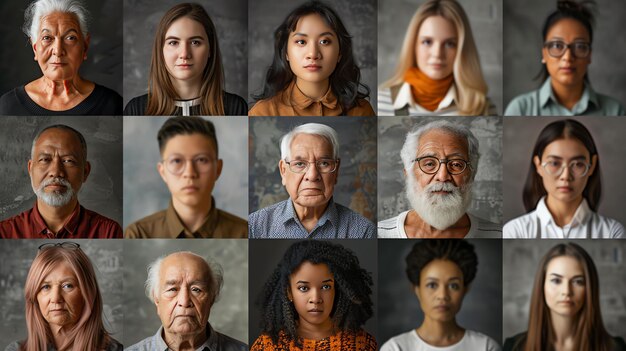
[
  {"x1": 505, "y1": 0, "x2": 624, "y2": 116},
  {"x1": 5, "y1": 242, "x2": 123, "y2": 351},
  {"x1": 503, "y1": 119, "x2": 624, "y2": 238}
]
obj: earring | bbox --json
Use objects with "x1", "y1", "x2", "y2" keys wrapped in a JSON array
[{"x1": 541, "y1": 59, "x2": 546, "y2": 64}]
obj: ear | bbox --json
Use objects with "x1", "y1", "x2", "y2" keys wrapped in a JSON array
[
  {"x1": 588, "y1": 154, "x2": 597, "y2": 177},
  {"x1": 157, "y1": 162, "x2": 168, "y2": 184},
  {"x1": 287, "y1": 288, "x2": 293, "y2": 302},
  {"x1": 83, "y1": 34, "x2": 90, "y2": 59},
  {"x1": 28, "y1": 159, "x2": 33, "y2": 174},
  {"x1": 413, "y1": 285, "x2": 421, "y2": 301},
  {"x1": 333, "y1": 159, "x2": 340, "y2": 185},
  {"x1": 279, "y1": 159, "x2": 288, "y2": 186},
  {"x1": 541, "y1": 47, "x2": 547, "y2": 65},
  {"x1": 154, "y1": 295, "x2": 160, "y2": 307},
  {"x1": 82, "y1": 161, "x2": 91, "y2": 182},
  {"x1": 215, "y1": 159, "x2": 223, "y2": 180},
  {"x1": 31, "y1": 39, "x2": 37, "y2": 60},
  {"x1": 533, "y1": 155, "x2": 543, "y2": 177}
]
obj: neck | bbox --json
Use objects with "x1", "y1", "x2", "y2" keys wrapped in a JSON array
[
  {"x1": 545, "y1": 195, "x2": 583, "y2": 227},
  {"x1": 172, "y1": 78, "x2": 202, "y2": 100},
  {"x1": 550, "y1": 79, "x2": 584, "y2": 110},
  {"x1": 551, "y1": 313, "x2": 579, "y2": 351},
  {"x1": 416, "y1": 317, "x2": 464, "y2": 347},
  {"x1": 28, "y1": 76, "x2": 93, "y2": 110},
  {"x1": 292, "y1": 201, "x2": 330, "y2": 233},
  {"x1": 295, "y1": 78, "x2": 329, "y2": 101},
  {"x1": 172, "y1": 197, "x2": 212, "y2": 233},
  {"x1": 37, "y1": 198, "x2": 78, "y2": 234},
  {"x1": 297, "y1": 318, "x2": 333, "y2": 340},
  {"x1": 163, "y1": 328, "x2": 208, "y2": 351},
  {"x1": 404, "y1": 210, "x2": 470, "y2": 238}
]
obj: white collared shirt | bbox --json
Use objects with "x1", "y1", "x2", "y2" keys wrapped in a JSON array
[
  {"x1": 503, "y1": 197, "x2": 625, "y2": 239},
  {"x1": 378, "y1": 82, "x2": 459, "y2": 116},
  {"x1": 377, "y1": 210, "x2": 502, "y2": 238}
]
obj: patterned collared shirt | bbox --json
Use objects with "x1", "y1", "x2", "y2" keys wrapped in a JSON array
[
  {"x1": 125, "y1": 324, "x2": 247, "y2": 351},
  {"x1": 248, "y1": 198, "x2": 375, "y2": 239}
]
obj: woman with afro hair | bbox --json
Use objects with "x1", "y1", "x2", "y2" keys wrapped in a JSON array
[{"x1": 251, "y1": 240, "x2": 377, "y2": 351}]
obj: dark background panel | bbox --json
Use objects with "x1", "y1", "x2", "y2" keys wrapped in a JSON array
[
  {"x1": 0, "y1": 239, "x2": 124, "y2": 348},
  {"x1": 248, "y1": 239, "x2": 378, "y2": 345},
  {"x1": 249, "y1": 117, "x2": 377, "y2": 221},
  {"x1": 0, "y1": 116, "x2": 123, "y2": 225},
  {"x1": 122, "y1": 239, "x2": 248, "y2": 346},
  {"x1": 123, "y1": 0, "x2": 248, "y2": 107},
  {"x1": 248, "y1": 0, "x2": 377, "y2": 108},
  {"x1": 0, "y1": 0, "x2": 123, "y2": 97},
  {"x1": 503, "y1": 0, "x2": 626, "y2": 110}
]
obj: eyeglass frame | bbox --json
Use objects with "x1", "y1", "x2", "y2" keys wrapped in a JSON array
[
  {"x1": 160, "y1": 155, "x2": 219, "y2": 176},
  {"x1": 283, "y1": 158, "x2": 339, "y2": 174},
  {"x1": 38, "y1": 242, "x2": 81, "y2": 250},
  {"x1": 543, "y1": 40, "x2": 591, "y2": 59},
  {"x1": 411, "y1": 156, "x2": 472, "y2": 175},
  {"x1": 541, "y1": 160, "x2": 591, "y2": 178}
]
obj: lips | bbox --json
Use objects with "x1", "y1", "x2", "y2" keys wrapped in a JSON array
[
  {"x1": 304, "y1": 64, "x2": 322, "y2": 72},
  {"x1": 177, "y1": 64, "x2": 193, "y2": 69},
  {"x1": 181, "y1": 185, "x2": 199, "y2": 192},
  {"x1": 434, "y1": 305, "x2": 450, "y2": 311},
  {"x1": 308, "y1": 308, "x2": 323, "y2": 313},
  {"x1": 559, "y1": 67, "x2": 576, "y2": 73},
  {"x1": 556, "y1": 186, "x2": 573, "y2": 192}
]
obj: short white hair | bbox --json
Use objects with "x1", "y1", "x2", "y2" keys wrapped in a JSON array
[
  {"x1": 23, "y1": 0, "x2": 90, "y2": 42},
  {"x1": 279, "y1": 123, "x2": 339, "y2": 160},
  {"x1": 400, "y1": 120, "x2": 480, "y2": 179},
  {"x1": 145, "y1": 252, "x2": 224, "y2": 305}
]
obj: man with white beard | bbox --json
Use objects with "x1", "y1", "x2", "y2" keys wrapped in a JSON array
[
  {"x1": 0, "y1": 125, "x2": 122, "y2": 238},
  {"x1": 378, "y1": 120, "x2": 501, "y2": 238}
]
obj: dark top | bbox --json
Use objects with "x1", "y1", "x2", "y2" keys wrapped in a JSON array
[
  {"x1": 123, "y1": 92, "x2": 248, "y2": 116},
  {"x1": 0, "y1": 84, "x2": 122, "y2": 115},
  {"x1": 503, "y1": 332, "x2": 626, "y2": 351}
]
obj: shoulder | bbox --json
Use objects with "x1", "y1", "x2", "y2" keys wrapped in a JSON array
[
  {"x1": 80, "y1": 207, "x2": 122, "y2": 238},
  {"x1": 249, "y1": 97, "x2": 279, "y2": 116},
  {"x1": 593, "y1": 213, "x2": 625, "y2": 238},
  {"x1": 105, "y1": 337, "x2": 123, "y2": 351},
  {"x1": 347, "y1": 98, "x2": 376, "y2": 116},
  {"x1": 124, "y1": 335, "x2": 154, "y2": 351},
  {"x1": 503, "y1": 212, "x2": 536, "y2": 239},
  {"x1": 334, "y1": 202, "x2": 375, "y2": 238},
  {"x1": 124, "y1": 209, "x2": 167, "y2": 238},
  {"x1": 594, "y1": 92, "x2": 625, "y2": 115},
  {"x1": 463, "y1": 330, "x2": 501, "y2": 350},
  {"x1": 94, "y1": 84, "x2": 122, "y2": 99},
  {"x1": 4, "y1": 341, "x2": 21, "y2": 351},
  {"x1": 377, "y1": 212, "x2": 405, "y2": 238},
  {"x1": 502, "y1": 332, "x2": 526, "y2": 351},
  {"x1": 612, "y1": 336, "x2": 626, "y2": 351},
  {"x1": 377, "y1": 86, "x2": 395, "y2": 116},
  {"x1": 467, "y1": 214, "x2": 502, "y2": 238},
  {"x1": 248, "y1": 200, "x2": 287, "y2": 237},
  {"x1": 216, "y1": 208, "x2": 249, "y2": 238},
  {"x1": 91, "y1": 84, "x2": 123, "y2": 114},
  {"x1": 123, "y1": 94, "x2": 148, "y2": 116},
  {"x1": 223, "y1": 92, "x2": 248, "y2": 116},
  {"x1": 250, "y1": 334, "x2": 276, "y2": 351},
  {"x1": 0, "y1": 207, "x2": 34, "y2": 239},
  {"x1": 0, "y1": 86, "x2": 27, "y2": 114},
  {"x1": 381, "y1": 330, "x2": 419, "y2": 351},
  {"x1": 504, "y1": 90, "x2": 538, "y2": 116},
  {"x1": 339, "y1": 329, "x2": 376, "y2": 351},
  {"x1": 215, "y1": 331, "x2": 248, "y2": 351}
]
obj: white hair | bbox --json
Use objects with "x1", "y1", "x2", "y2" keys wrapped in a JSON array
[
  {"x1": 400, "y1": 120, "x2": 479, "y2": 180},
  {"x1": 32, "y1": 177, "x2": 75, "y2": 207},
  {"x1": 145, "y1": 252, "x2": 224, "y2": 305},
  {"x1": 23, "y1": 0, "x2": 90, "y2": 42},
  {"x1": 279, "y1": 123, "x2": 339, "y2": 160}
]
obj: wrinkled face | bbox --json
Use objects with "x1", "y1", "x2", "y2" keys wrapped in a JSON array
[
  {"x1": 534, "y1": 138, "x2": 595, "y2": 206},
  {"x1": 158, "y1": 133, "x2": 222, "y2": 210},
  {"x1": 155, "y1": 254, "x2": 213, "y2": 337},
  {"x1": 279, "y1": 134, "x2": 339, "y2": 211},
  {"x1": 163, "y1": 16, "x2": 210, "y2": 84},
  {"x1": 544, "y1": 256, "x2": 586, "y2": 318},
  {"x1": 29, "y1": 128, "x2": 90, "y2": 208},
  {"x1": 36, "y1": 262, "x2": 85, "y2": 331},
  {"x1": 415, "y1": 16, "x2": 457, "y2": 80},
  {"x1": 288, "y1": 262, "x2": 335, "y2": 331},
  {"x1": 415, "y1": 259, "x2": 466, "y2": 323},
  {"x1": 287, "y1": 14, "x2": 340, "y2": 86},
  {"x1": 542, "y1": 18, "x2": 591, "y2": 88},
  {"x1": 32, "y1": 12, "x2": 88, "y2": 81}
]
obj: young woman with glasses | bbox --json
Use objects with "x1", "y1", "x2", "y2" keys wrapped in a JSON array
[{"x1": 503, "y1": 119, "x2": 624, "y2": 238}]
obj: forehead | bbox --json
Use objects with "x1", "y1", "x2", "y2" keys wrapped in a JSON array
[
  {"x1": 34, "y1": 128, "x2": 83, "y2": 152},
  {"x1": 165, "y1": 16, "x2": 208, "y2": 38},
  {"x1": 159, "y1": 254, "x2": 210, "y2": 282},
  {"x1": 290, "y1": 261, "x2": 333, "y2": 281},
  {"x1": 420, "y1": 259, "x2": 463, "y2": 279},
  {"x1": 417, "y1": 129, "x2": 468, "y2": 156},
  {"x1": 289, "y1": 133, "x2": 333, "y2": 156},
  {"x1": 542, "y1": 138, "x2": 590, "y2": 159},
  {"x1": 43, "y1": 261, "x2": 76, "y2": 280},
  {"x1": 546, "y1": 18, "x2": 590, "y2": 40},
  {"x1": 418, "y1": 15, "x2": 457, "y2": 38},
  {"x1": 546, "y1": 255, "x2": 584, "y2": 275},
  {"x1": 162, "y1": 133, "x2": 216, "y2": 156},
  {"x1": 292, "y1": 13, "x2": 335, "y2": 35},
  {"x1": 39, "y1": 12, "x2": 81, "y2": 31}
]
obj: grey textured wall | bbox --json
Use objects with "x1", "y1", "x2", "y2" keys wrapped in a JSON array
[
  {"x1": 248, "y1": 0, "x2": 378, "y2": 108},
  {"x1": 0, "y1": 116, "x2": 123, "y2": 225},
  {"x1": 123, "y1": 0, "x2": 248, "y2": 107},
  {"x1": 504, "y1": 0, "x2": 626, "y2": 109},
  {"x1": 378, "y1": 239, "x2": 503, "y2": 346},
  {"x1": 123, "y1": 116, "x2": 248, "y2": 229},
  {"x1": 0, "y1": 239, "x2": 124, "y2": 348},
  {"x1": 503, "y1": 240, "x2": 626, "y2": 341},
  {"x1": 0, "y1": 0, "x2": 123, "y2": 96},
  {"x1": 378, "y1": 0, "x2": 503, "y2": 114},
  {"x1": 378, "y1": 116, "x2": 502, "y2": 223},
  {"x1": 503, "y1": 117, "x2": 626, "y2": 225},
  {"x1": 249, "y1": 117, "x2": 377, "y2": 221},
  {"x1": 122, "y1": 239, "x2": 248, "y2": 346},
  {"x1": 248, "y1": 239, "x2": 378, "y2": 345}
]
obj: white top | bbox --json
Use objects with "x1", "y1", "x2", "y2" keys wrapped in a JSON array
[
  {"x1": 503, "y1": 197, "x2": 625, "y2": 239},
  {"x1": 378, "y1": 83, "x2": 459, "y2": 116},
  {"x1": 378, "y1": 210, "x2": 502, "y2": 238},
  {"x1": 381, "y1": 329, "x2": 501, "y2": 351}
]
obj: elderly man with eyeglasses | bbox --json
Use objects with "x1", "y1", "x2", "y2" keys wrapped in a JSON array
[
  {"x1": 248, "y1": 123, "x2": 375, "y2": 239},
  {"x1": 378, "y1": 120, "x2": 501, "y2": 238}
]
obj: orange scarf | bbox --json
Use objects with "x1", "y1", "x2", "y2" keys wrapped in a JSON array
[{"x1": 403, "y1": 67, "x2": 454, "y2": 111}]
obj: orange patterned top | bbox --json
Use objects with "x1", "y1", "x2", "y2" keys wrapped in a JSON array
[{"x1": 250, "y1": 329, "x2": 377, "y2": 351}]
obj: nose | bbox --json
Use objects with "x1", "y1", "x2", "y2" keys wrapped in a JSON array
[
  {"x1": 432, "y1": 43, "x2": 444, "y2": 59},
  {"x1": 436, "y1": 285, "x2": 450, "y2": 301},
  {"x1": 559, "y1": 164, "x2": 574, "y2": 181},
  {"x1": 304, "y1": 162, "x2": 321, "y2": 181},
  {"x1": 434, "y1": 160, "x2": 452, "y2": 182},
  {"x1": 177, "y1": 287, "x2": 193, "y2": 308},
  {"x1": 306, "y1": 42, "x2": 321, "y2": 61},
  {"x1": 182, "y1": 159, "x2": 198, "y2": 179},
  {"x1": 179, "y1": 42, "x2": 191, "y2": 59},
  {"x1": 562, "y1": 282, "x2": 573, "y2": 297},
  {"x1": 308, "y1": 289, "x2": 322, "y2": 304},
  {"x1": 50, "y1": 286, "x2": 63, "y2": 304},
  {"x1": 52, "y1": 38, "x2": 64, "y2": 57},
  {"x1": 561, "y1": 46, "x2": 574, "y2": 61},
  {"x1": 47, "y1": 157, "x2": 66, "y2": 178}
]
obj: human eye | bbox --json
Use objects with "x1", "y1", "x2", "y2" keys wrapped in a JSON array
[
  {"x1": 62, "y1": 158, "x2": 78, "y2": 166},
  {"x1": 191, "y1": 286, "x2": 203, "y2": 294},
  {"x1": 421, "y1": 38, "x2": 432, "y2": 46},
  {"x1": 295, "y1": 39, "x2": 306, "y2": 46},
  {"x1": 449, "y1": 282, "x2": 461, "y2": 290},
  {"x1": 38, "y1": 156, "x2": 52, "y2": 164},
  {"x1": 62, "y1": 283, "x2": 74, "y2": 290},
  {"x1": 195, "y1": 156, "x2": 210, "y2": 164},
  {"x1": 297, "y1": 285, "x2": 309, "y2": 292},
  {"x1": 449, "y1": 159, "x2": 465, "y2": 170},
  {"x1": 191, "y1": 39, "x2": 202, "y2": 46},
  {"x1": 168, "y1": 157, "x2": 183, "y2": 165},
  {"x1": 41, "y1": 35, "x2": 52, "y2": 42},
  {"x1": 319, "y1": 38, "x2": 331, "y2": 45},
  {"x1": 572, "y1": 278, "x2": 585, "y2": 286},
  {"x1": 550, "y1": 277, "x2": 562, "y2": 284},
  {"x1": 40, "y1": 284, "x2": 51, "y2": 291},
  {"x1": 167, "y1": 40, "x2": 179, "y2": 46},
  {"x1": 445, "y1": 40, "x2": 457, "y2": 48},
  {"x1": 65, "y1": 35, "x2": 77, "y2": 41},
  {"x1": 293, "y1": 161, "x2": 307, "y2": 168},
  {"x1": 321, "y1": 284, "x2": 332, "y2": 290},
  {"x1": 550, "y1": 41, "x2": 565, "y2": 50},
  {"x1": 425, "y1": 282, "x2": 437, "y2": 289}
]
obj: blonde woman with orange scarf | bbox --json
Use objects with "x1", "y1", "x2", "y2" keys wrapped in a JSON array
[{"x1": 378, "y1": 0, "x2": 496, "y2": 116}]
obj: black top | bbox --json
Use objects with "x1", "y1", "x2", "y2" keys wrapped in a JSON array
[
  {"x1": 0, "y1": 84, "x2": 122, "y2": 116},
  {"x1": 503, "y1": 332, "x2": 626, "y2": 351},
  {"x1": 123, "y1": 92, "x2": 248, "y2": 116}
]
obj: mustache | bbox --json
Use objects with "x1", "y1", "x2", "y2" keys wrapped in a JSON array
[
  {"x1": 424, "y1": 182, "x2": 459, "y2": 193},
  {"x1": 38, "y1": 177, "x2": 72, "y2": 191}
]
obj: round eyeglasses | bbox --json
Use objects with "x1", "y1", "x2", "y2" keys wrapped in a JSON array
[
  {"x1": 284, "y1": 159, "x2": 338, "y2": 174},
  {"x1": 541, "y1": 159, "x2": 590, "y2": 178},
  {"x1": 412, "y1": 156, "x2": 470, "y2": 175},
  {"x1": 544, "y1": 41, "x2": 591, "y2": 59},
  {"x1": 38, "y1": 242, "x2": 80, "y2": 251},
  {"x1": 162, "y1": 155, "x2": 216, "y2": 175}
]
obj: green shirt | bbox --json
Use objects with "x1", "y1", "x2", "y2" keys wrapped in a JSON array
[{"x1": 505, "y1": 78, "x2": 625, "y2": 116}]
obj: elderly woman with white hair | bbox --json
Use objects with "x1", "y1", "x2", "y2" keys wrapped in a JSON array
[{"x1": 0, "y1": 0, "x2": 121, "y2": 115}]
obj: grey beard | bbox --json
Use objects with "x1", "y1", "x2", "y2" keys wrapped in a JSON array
[{"x1": 32, "y1": 177, "x2": 75, "y2": 207}]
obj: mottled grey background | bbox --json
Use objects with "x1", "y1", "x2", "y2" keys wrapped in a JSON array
[
  {"x1": 0, "y1": 239, "x2": 124, "y2": 348},
  {"x1": 123, "y1": 0, "x2": 248, "y2": 107},
  {"x1": 122, "y1": 239, "x2": 248, "y2": 346},
  {"x1": 378, "y1": 239, "x2": 502, "y2": 346},
  {"x1": 248, "y1": 239, "x2": 378, "y2": 345},
  {"x1": 0, "y1": 0, "x2": 123, "y2": 97},
  {"x1": 504, "y1": 0, "x2": 626, "y2": 110},
  {"x1": 378, "y1": 0, "x2": 503, "y2": 114},
  {"x1": 0, "y1": 116, "x2": 123, "y2": 225},
  {"x1": 248, "y1": 0, "x2": 378, "y2": 108},
  {"x1": 503, "y1": 240, "x2": 626, "y2": 341},
  {"x1": 378, "y1": 116, "x2": 502, "y2": 223},
  {"x1": 503, "y1": 117, "x2": 626, "y2": 225},
  {"x1": 123, "y1": 116, "x2": 248, "y2": 229},
  {"x1": 249, "y1": 117, "x2": 377, "y2": 221}
]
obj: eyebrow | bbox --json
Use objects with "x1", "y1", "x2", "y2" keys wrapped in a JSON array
[
  {"x1": 165, "y1": 36, "x2": 205, "y2": 41},
  {"x1": 292, "y1": 32, "x2": 335, "y2": 37},
  {"x1": 164, "y1": 279, "x2": 208, "y2": 286},
  {"x1": 545, "y1": 155, "x2": 587, "y2": 160},
  {"x1": 295, "y1": 279, "x2": 334, "y2": 284},
  {"x1": 418, "y1": 152, "x2": 467, "y2": 159},
  {"x1": 419, "y1": 35, "x2": 457, "y2": 41},
  {"x1": 425, "y1": 276, "x2": 461, "y2": 281},
  {"x1": 548, "y1": 273, "x2": 585, "y2": 279},
  {"x1": 548, "y1": 36, "x2": 588, "y2": 41}
]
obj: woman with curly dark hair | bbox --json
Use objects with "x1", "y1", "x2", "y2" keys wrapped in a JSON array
[
  {"x1": 249, "y1": 1, "x2": 375, "y2": 116},
  {"x1": 251, "y1": 240, "x2": 377, "y2": 351}
]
